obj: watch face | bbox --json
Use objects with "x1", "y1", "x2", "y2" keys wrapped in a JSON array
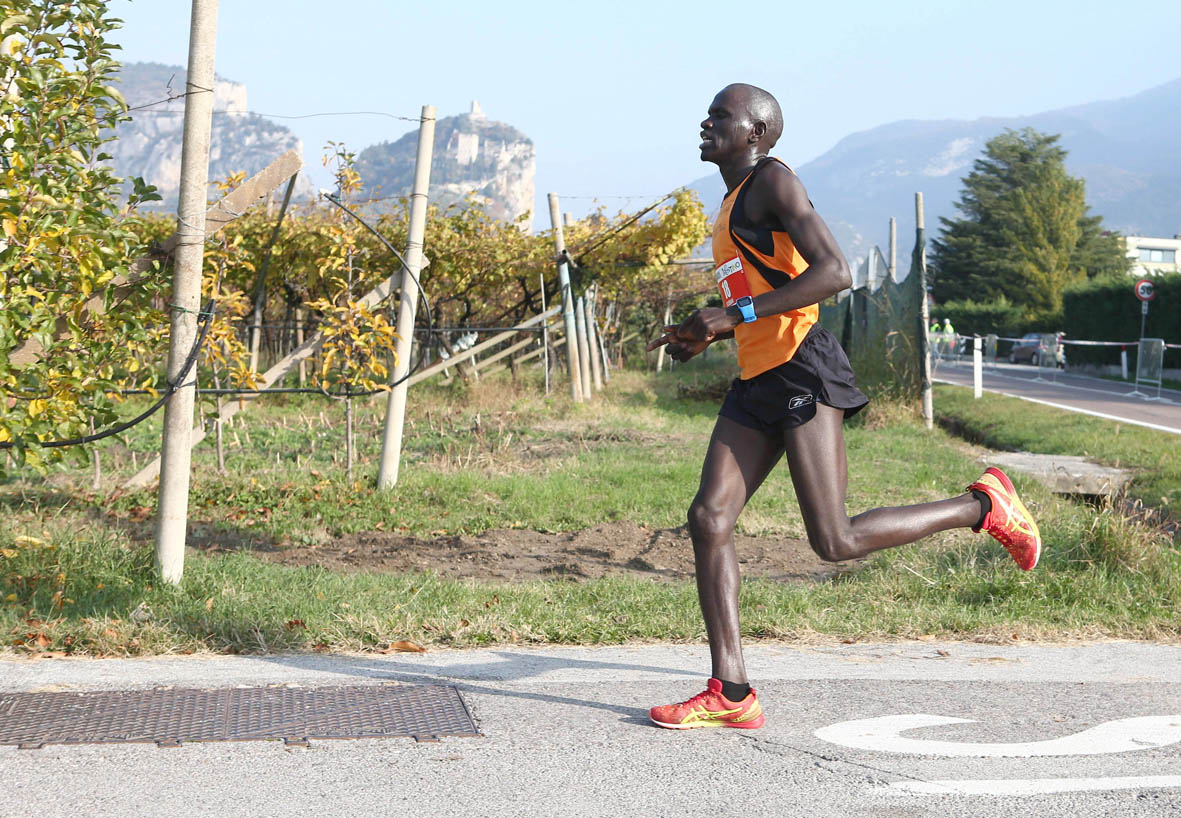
[{"x1": 737, "y1": 296, "x2": 752, "y2": 306}]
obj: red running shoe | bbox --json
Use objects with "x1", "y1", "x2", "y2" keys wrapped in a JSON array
[
  {"x1": 648, "y1": 678, "x2": 765, "y2": 730},
  {"x1": 968, "y1": 466, "x2": 1042, "y2": 570}
]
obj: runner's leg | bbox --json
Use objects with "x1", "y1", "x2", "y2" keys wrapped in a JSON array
[
  {"x1": 783, "y1": 404, "x2": 981, "y2": 562},
  {"x1": 689, "y1": 416, "x2": 784, "y2": 684}
]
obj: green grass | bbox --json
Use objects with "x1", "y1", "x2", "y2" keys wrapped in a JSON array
[
  {"x1": 2, "y1": 360, "x2": 1178, "y2": 655},
  {"x1": 934, "y1": 383, "x2": 1181, "y2": 511},
  {"x1": 4, "y1": 496, "x2": 1176, "y2": 655}
]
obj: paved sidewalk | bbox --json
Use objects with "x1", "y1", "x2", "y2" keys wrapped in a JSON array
[{"x1": 2, "y1": 641, "x2": 1180, "y2": 817}]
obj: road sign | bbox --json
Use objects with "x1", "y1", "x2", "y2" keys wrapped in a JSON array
[{"x1": 1135, "y1": 279, "x2": 1156, "y2": 302}]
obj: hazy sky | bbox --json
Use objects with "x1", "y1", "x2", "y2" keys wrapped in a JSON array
[{"x1": 110, "y1": 0, "x2": 1181, "y2": 223}]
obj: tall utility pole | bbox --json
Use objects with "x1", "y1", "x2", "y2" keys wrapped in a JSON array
[
  {"x1": 378, "y1": 105, "x2": 436, "y2": 489},
  {"x1": 916, "y1": 193, "x2": 933, "y2": 430},
  {"x1": 547, "y1": 193, "x2": 582, "y2": 402},
  {"x1": 154, "y1": 0, "x2": 219, "y2": 584}
]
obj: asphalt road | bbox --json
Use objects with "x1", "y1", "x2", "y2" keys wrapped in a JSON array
[
  {"x1": 3, "y1": 642, "x2": 1180, "y2": 817},
  {"x1": 932, "y1": 358, "x2": 1181, "y2": 434}
]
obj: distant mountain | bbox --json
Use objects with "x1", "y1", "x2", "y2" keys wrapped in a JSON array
[
  {"x1": 110, "y1": 62, "x2": 315, "y2": 209},
  {"x1": 355, "y1": 102, "x2": 536, "y2": 230},
  {"x1": 688, "y1": 77, "x2": 1181, "y2": 264}
]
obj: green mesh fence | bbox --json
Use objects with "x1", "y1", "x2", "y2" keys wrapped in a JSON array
[{"x1": 819, "y1": 243, "x2": 924, "y2": 397}]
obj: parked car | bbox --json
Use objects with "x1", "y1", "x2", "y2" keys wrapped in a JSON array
[{"x1": 1007, "y1": 332, "x2": 1066, "y2": 368}]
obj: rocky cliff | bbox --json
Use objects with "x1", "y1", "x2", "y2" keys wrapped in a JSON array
[
  {"x1": 110, "y1": 62, "x2": 314, "y2": 209},
  {"x1": 355, "y1": 102, "x2": 536, "y2": 230}
]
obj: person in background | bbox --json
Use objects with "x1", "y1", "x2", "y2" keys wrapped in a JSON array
[{"x1": 942, "y1": 318, "x2": 956, "y2": 361}]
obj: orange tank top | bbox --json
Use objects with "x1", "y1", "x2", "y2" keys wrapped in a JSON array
[{"x1": 712, "y1": 157, "x2": 817, "y2": 380}]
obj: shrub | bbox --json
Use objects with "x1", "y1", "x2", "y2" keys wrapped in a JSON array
[
  {"x1": 1061, "y1": 274, "x2": 1180, "y2": 368},
  {"x1": 934, "y1": 297, "x2": 1028, "y2": 338}
]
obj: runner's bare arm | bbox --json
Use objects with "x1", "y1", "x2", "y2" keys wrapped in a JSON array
[
  {"x1": 646, "y1": 328, "x2": 734, "y2": 360},
  {"x1": 744, "y1": 162, "x2": 851, "y2": 310}
]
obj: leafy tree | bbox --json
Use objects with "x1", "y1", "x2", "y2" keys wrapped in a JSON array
[
  {"x1": 930, "y1": 127, "x2": 1128, "y2": 321},
  {"x1": 1, "y1": 0, "x2": 163, "y2": 472}
]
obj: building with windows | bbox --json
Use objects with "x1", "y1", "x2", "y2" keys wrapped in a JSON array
[{"x1": 1126, "y1": 235, "x2": 1181, "y2": 276}]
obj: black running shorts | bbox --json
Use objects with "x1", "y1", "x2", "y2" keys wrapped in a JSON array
[{"x1": 719, "y1": 326, "x2": 869, "y2": 436}]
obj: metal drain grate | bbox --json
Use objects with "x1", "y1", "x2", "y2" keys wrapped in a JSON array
[{"x1": 0, "y1": 684, "x2": 480, "y2": 748}]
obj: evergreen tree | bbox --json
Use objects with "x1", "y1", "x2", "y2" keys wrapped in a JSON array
[{"x1": 930, "y1": 128, "x2": 1128, "y2": 320}]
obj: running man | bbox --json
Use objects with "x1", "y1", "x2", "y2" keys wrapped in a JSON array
[{"x1": 644, "y1": 84, "x2": 1041, "y2": 730}]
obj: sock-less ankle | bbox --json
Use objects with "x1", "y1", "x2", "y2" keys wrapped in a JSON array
[
  {"x1": 719, "y1": 679, "x2": 751, "y2": 702},
  {"x1": 971, "y1": 489, "x2": 991, "y2": 529}
]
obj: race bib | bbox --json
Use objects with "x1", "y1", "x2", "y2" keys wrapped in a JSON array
[{"x1": 715, "y1": 256, "x2": 752, "y2": 307}]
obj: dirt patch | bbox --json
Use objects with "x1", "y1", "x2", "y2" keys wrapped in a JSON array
[{"x1": 251, "y1": 520, "x2": 855, "y2": 583}]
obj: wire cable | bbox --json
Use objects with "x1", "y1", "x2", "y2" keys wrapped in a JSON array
[
  {"x1": 321, "y1": 193, "x2": 435, "y2": 389},
  {"x1": 1, "y1": 300, "x2": 217, "y2": 450}
]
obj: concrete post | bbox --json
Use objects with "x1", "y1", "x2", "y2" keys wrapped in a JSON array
[
  {"x1": 295, "y1": 306, "x2": 306, "y2": 386},
  {"x1": 153, "y1": 0, "x2": 219, "y2": 584},
  {"x1": 378, "y1": 105, "x2": 435, "y2": 489},
  {"x1": 916, "y1": 193, "x2": 933, "y2": 430},
  {"x1": 889, "y1": 217, "x2": 897, "y2": 281},
  {"x1": 539, "y1": 271, "x2": 550, "y2": 394},
  {"x1": 973, "y1": 336, "x2": 983, "y2": 399},
  {"x1": 655, "y1": 288, "x2": 672, "y2": 373},
  {"x1": 585, "y1": 287, "x2": 603, "y2": 391},
  {"x1": 548, "y1": 193, "x2": 582, "y2": 402},
  {"x1": 574, "y1": 295, "x2": 593, "y2": 397}
]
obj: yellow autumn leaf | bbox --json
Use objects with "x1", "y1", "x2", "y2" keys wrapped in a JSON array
[
  {"x1": 1, "y1": 218, "x2": 15, "y2": 238},
  {"x1": 27, "y1": 398, "x2": 48, "y2": 417}
]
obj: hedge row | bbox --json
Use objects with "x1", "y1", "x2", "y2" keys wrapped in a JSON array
[
  {"x1": 931, "y1": 298, "x2": 1027, "y2": 338},
  {"x1": 934, "y1": 274, "x2": 1178, "y2": 369},
  {"x1": 1061, "y1": 274, "x2": 1179, "y2": 367}
]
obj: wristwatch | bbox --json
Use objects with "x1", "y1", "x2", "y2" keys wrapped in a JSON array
[{"x1": 735, "y1": 295, "x2": 757, "y2": 323}]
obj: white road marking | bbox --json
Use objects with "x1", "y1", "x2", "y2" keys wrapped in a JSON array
[
  {"x1": 942, "y1": 363, "x2": 1181, "y2": 401},
  {"x1": 932, "y1": 378, "x2": 1181, "y2": 435},
  {"x1": 814, "y1": 713, "x2": 1181, "y2": 757},
  {"x1": 993, "y1": 392, "x2": 1181, "y2": 435},
  {"x1": 889, "y1": 775, "x2": 1181, "y2": 796}
]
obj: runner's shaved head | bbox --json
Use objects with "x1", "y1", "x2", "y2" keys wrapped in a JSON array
[{"x1": 722, "y1": 83, "x2": 783, "y2": 149}]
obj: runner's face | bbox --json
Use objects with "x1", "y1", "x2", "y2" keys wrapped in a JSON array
[{"x1": 699, "y1": 90, "x2": 752, "y2": 164}]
